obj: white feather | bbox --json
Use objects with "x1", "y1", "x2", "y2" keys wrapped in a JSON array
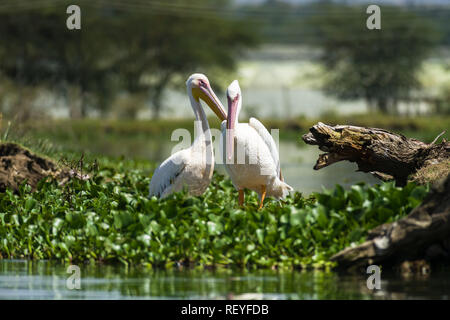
[
  {"x1": 248, "y1": 117, "x2": 281, "y2": 179},
  {"x1": 222, "y1": 122, "x2": 292, "y2": 200},
  {"x1": 149, "y1": 150, "x2": 188, "y2": 198}
]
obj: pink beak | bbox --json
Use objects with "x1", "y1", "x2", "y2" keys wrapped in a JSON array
[{"x1": 226, "y1": 94, "x2": 239, "y2": 161}]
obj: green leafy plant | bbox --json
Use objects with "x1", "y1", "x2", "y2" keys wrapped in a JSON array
[{"x1": 0, "y1": 156, "x2": 428, "y2": 270}]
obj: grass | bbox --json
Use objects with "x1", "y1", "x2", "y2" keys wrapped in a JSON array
[{"x1": 0, "y1": 153, "x2": 428, "y2": 269}]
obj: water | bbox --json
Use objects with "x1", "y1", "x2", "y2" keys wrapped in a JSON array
[
  {"x1": 1, "y1": 260, "x2": 449, "y2": 300},
  {"x1": 215, "y1": 141, "x2": 380, "y2": 194},
  {"x1": 275, "y1": 142, "x2": 380, "y2": 194},
  {"x1": 82, "y1": 133, "x2": 379, "y2": 195}
]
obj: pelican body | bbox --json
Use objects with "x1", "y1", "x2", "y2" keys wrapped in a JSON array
[
  {"x1": 149, "y1": 74, "x2": 226, "y2": 199},
  {"x1": 222, "y1": 80, "x2": 293, "y2": 208}
]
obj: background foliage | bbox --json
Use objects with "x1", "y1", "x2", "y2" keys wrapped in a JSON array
[
  {"x1": 0, "y1": 0, "x2": 259, "y2": 119},
  {"x1": 308, "y1": 4, "x2": 439, "y2": 113},
  {"x1": 0, "y1": 0, "x2": 448, "y2": 119}
]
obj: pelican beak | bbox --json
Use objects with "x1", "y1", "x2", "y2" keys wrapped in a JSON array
[
  {"x1": 193, "y1": 84, "x2": 227, "y2": 121},
  {"x1": 226, "y1": 94, "x2": 239, "y2": 161}
]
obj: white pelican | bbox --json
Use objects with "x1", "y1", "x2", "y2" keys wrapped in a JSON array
[
  {"x1": 222, "y1": 80, "x2": 293, "y2": 209},
  {"x1": 149, "y1": 73, "x2": 227, "y2": 199}
]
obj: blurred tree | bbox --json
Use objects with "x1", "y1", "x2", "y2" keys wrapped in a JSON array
[
  {"x1": 0, "y1": 5, "x2": 117, "y2": 118},
  {"x1": 434, "y1": 85, "x2": 450, "y2": 115},
  {"x1": 308, "y1": 5, "x2": 439, "y2": 113},
  {"x1": 113, "y1": 1, "x2": 259, "y2": 118},
  {"x1": 0, "y1": 0, "x2": 259, "y2": 119}
]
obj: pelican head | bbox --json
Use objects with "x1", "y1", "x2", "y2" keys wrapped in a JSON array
[
  {"x1": 186, "y1": 73, "x2": 227, "y2": 121},
  {"x1": 226, "y1": 80, "x2": 242, "y2": 161}
]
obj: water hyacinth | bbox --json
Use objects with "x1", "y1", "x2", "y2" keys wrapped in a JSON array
[{"x1": 0, "y1": 157, "x2": 428, "y2": 269}]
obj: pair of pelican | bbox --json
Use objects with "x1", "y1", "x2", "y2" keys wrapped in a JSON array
[{"x1": 149, "y1": 74, "x2": 293, "y2": 208}]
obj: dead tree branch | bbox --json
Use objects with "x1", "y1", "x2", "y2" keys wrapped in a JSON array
[{"x1": 302, "y1": 122, "x2": 450, "y2": 186}]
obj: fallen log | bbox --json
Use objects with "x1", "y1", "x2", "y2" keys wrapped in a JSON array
[
  {"x1": 302, "y1": 122, "x2": 449, "y2": 186},
  {"x1": 330, "y1": 174, "x2": 450, "y2": 269}
]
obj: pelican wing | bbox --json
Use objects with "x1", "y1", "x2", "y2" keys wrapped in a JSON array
[
  {"x1": 248, "y1": 117, "x2": 283, "y2": 180},
  {"x1": 149, "y1": 150, "x2": 188, "y2": 198}
]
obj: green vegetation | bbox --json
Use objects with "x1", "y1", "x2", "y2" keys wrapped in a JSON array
[
  {"x1": 0, "y1": 0, "x2": 445, "y2": 281},
  {"x1": 0, "y1": 154, "x2": 428, "y2": 269},
  {"x1": 1, "y1": 1, "x2": 447, "y2": 122}
]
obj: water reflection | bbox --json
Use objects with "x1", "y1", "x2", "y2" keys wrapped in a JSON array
[{"x1": 1, "y1": 260, "x2": 449, "y2": 300}]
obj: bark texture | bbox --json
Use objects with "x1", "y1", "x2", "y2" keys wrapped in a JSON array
[{"x1": 302, "y1": 122, "x2": 449, "y2": 186}]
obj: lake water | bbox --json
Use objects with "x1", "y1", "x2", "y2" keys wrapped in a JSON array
[
  {"x1": 265, "y1": 142, "x2": 380, "y2": 194},
  {"x1": 1, "y1": 260, "x2": 449, "y2": 300},
  {"x1": 105, "y1": 136, "x2": 380, "y2": 195}
]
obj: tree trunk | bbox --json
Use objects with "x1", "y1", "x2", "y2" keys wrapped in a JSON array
[
  {"x1": 330, "y1": 174, "x2": 450, "y2": 270},
  {"x1": 151, "y1": 89, "x2": 163, "y2": 120},
  {"x1": 80, "y1": 91, "x2": 88, "y2": 118},
  {"x1": 302, "y1": 122, "x2": 449, "y2": 186},
  {"x1": 151, "y1": 73, "x2": 172, "y2": 119},
  {"x1": 377, "y1": 97, "x2": 388, "y2": 113},
  {"x1": 68, "y1": 86, "x2": 82, "y2": 119}
]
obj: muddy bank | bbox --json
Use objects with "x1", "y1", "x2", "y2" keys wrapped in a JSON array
[{"x1": 0, "y1": 143, "x2": 71, "y2": 192}]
